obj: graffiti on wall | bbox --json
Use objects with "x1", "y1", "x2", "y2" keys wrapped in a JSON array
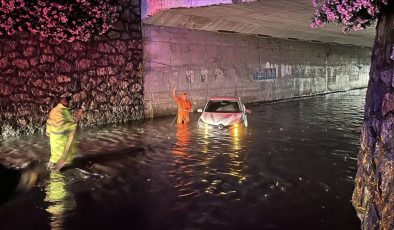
[
  {"x1": 200, "y1": 69, "x2": 209, "y2": 82},
  {"x1": 252, "y1": 68, "x2": 277, "y2": 81},
  {"x1": 214, "y1": 69, "x2": 225, "y2": 81},
  {"x1": 186, "y1": 70, "x2": 194, "y2": 83}
]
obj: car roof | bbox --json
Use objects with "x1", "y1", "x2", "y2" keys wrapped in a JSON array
[{"x1": 208, "y1": 97, "x2": 240, "y2": 101}]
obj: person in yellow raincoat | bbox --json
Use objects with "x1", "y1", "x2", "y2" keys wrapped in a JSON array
[
  {"x1": 46, "y1": 93, "x2": 83, "y2": 171},
  {"x1": 172, "y1": 87, "x2": 192, "y2": 124}
]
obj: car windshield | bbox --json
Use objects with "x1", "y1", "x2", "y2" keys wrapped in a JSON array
[{"x1": 204, "y1": 100, "x2": 241, "y2": 113}]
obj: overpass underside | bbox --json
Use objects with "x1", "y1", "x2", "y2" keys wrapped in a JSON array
[
  {"x1": 0, "y1": 0, "x2": 374, "y2": 138},
  {"x1": 142, "y1": 0, "x2": 373, "y2": 117}
]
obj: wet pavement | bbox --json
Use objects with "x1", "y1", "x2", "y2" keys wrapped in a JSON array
[{"x1": 0, "y1": 89, "x2": 365, "y2": 230}]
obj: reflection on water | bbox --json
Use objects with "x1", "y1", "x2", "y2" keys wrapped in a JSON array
[
  {"x1": 174, "y1": 124, "x2": 191, "y2": 155},
  {"x1": 45, "y1": 172, "x2": 75, "y2": 230},
  {"x1": 0, "y1": 89, "x2": 365, "y2": 229}
]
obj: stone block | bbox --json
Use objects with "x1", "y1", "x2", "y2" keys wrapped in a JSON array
[
  {"x1": 120, "y1": 96, "x2": 131, "y2": 105},
  {"x1": 65, "y1": 52, "x2": 79, "y2": 61},
  {"x1": 3, "y1": 68, "x2": 15, "y2": 75},
  {"x1": 4, "y1": 40, "x2": 17, "y2": 52},
  {"x1": 11, "y1": 94, "x2": 30, "y2": 101},
  {"x1": 109, "y1": 55, "x2": 126, "y2": 66},
  {"x1": 97, "y1": 43, "x2": 116, "y2": 53},
  {"x1": 32, "y1": 79, "x2": 44, "y2": 88},
  {"x1": 8, "y1": 51, "x2": 20, "y2": 59},
  {"x1": 110, "y1": 95, "x2": 121, "y2": 104},
  {"x1": 23, "y1": 46, "x2": 37, "y2": 57},
  {"x1": 97, "y1": 67, "x2": 107, "y2": 76},
  {"x1": 97, "y1": 56, "x2": 109, "y2": 67},
  {"x1": 43, "y1": 46, "x2": 53, "y2": 54},
  {"x1": 0, "y1": 57, "x2": 9, "y2": 69},
  {"x1": 48, "y1": 38, "x2": 61, "y2": 45},
  {"x1": 30, "y1": 58, "x2": 39, "y2": 66},
  {"x1": 12, "y1": 59, "x2": 30, "y2": 70},
  {"x1": 108, "y1": 76, "x2": 117, "y2": 85},
  {"x1": 20, "y1": 39, "x2": 38, "y2": 46},
  {"x1": 54, "y1": 46, "x2": 66, "y2": 56},
  {"x1": 31, "y1": 88, "x2": 44, "y2": 97},
  {"x1": 131, "y1": 84, "x2": 142, "y2": 93},
  {"x1": 0, "y1": 83, "x2": 13, "y2": 96},
  {"x1": 9, "y1": 78, "x2": 26, "y2": 86},
  {"x1": 56, "y1": 75, "x2": 72, "y2": 83},
  {"x1": 107, "y1": 67, "x2": 116, "y2": 75},
  {"x1": 17, "y1": 118, "x2": 27, "y2": 126},
  {"x1": 73, "y1": 91, "x2": 87, "y2": 102},
  {"x1": 125, "y1": 62, "x2": 133, "y2": 71},
  {"x1": 97, "y1": 83, "x2": 108, "y2": 92},
  {"x1": 39, "y1": 105, "x2": 50, "y2": 113},
  {"x1": 108, "y1": 31, "x2": 121, "y2": 40},
  {"x1": 38, "y1": 64, "x2": 53, "y2": 73},
  {"x1": 72, "y1": 42, "x2": 85, "y2": 51},
  {"x1": 75, "y1": 59, "x2": 92, "y2": 71},
  {"x1": 40, "y1": 97, "x2": 51, "y2": 104},
  {"x1": 55, "y1": 60, "x2": 72, "y2": 73},
  {"x1": 40, "y1": 54, "x2": 57, "y2": 63},
  {"x1": 18, "y1": 70, "x2": 36, "y2": 77},
  {"x1": 120, "y1": 80, "x2": 130, "y2": 89},
  {"x1": 94, "y1": 92, "x2": 107, "y2": 103},
  {"x1": 113, "y1": 40, "x2": 127, "y2": 53}
]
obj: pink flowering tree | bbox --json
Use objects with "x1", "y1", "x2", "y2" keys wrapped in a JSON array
[
  {"x1": 0, "y1": 0, "x2": 120, "y2": 42},
  {"x1": 311, "y1": 0, "x2": 388, "y2": 31},
  {"x1": 312, "y1": 1, "x2": 394, "y2": 229}
]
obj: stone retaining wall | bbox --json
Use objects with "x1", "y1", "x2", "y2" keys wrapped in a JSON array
[{"x1": 0, "y1": 0, "x2": 143, "y2": 138}]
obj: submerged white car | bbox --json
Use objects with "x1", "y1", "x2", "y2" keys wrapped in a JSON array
[{"x1": 197, "y1": 97, "x2": 251, "y2": 129}]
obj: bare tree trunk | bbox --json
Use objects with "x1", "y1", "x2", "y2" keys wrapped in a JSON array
[{"x1": 352, "y1": 4, "x2": 394, "y2": 230}]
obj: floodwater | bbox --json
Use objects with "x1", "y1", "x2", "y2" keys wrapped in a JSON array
[{"x1": 0, "y1": 89, "x2": 365, "y2": 230}]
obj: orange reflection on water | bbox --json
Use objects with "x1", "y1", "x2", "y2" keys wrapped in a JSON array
[{"x1": 173, "y1": 123, "x2": 191, "y2": 155}]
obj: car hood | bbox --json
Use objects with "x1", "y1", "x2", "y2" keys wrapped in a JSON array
[{"x1": 200, "y1": 112, "x2": 243, "y2": 126}]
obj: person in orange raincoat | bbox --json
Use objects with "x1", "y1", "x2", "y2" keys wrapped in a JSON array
[{"x1": 172, "y1": 87, "x2": 192, "y2": 124}]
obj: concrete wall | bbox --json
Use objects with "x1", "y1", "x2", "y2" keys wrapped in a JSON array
[
  {"x1": 0, "y1": 0, "x2": 143, "y2": 138},
  {"x1": 143, "y1": 24, "x2": 371, "y2": 117}
]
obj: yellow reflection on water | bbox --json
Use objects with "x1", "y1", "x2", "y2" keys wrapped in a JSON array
[
  {"x1": 45, "y1": 172, "x2": 76, "y2": 230},
  {"x1": 198, "y1": 125, "x2": 248, "y2": 194},
  {"x1": 229, "y1": 126, "x2": 246, "y2": 183},
  {"x1": 231, "y1": 127, "x2": 240, "y2": 151}
]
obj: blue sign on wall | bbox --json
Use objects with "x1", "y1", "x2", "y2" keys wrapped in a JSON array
[{"x1": 252, "y1": 68, "x2": 277, "y2": 81}]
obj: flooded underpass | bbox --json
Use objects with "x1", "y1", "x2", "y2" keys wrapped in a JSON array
[{"x1": 0, "y1": 89, "x2": 365, "y2": 230}]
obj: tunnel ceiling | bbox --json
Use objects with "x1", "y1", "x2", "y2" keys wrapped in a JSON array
[{"x1": 143, "y1": 0, "x2": 375, "y2": 47}]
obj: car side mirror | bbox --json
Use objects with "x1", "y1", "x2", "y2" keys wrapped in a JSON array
[{"x1": 197, "y1": 109, "x2": 203, "y2": 113}]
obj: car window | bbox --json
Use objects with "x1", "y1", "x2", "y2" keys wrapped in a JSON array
[{"x1": 204, "y1": 101, "x2": 241, "y2": 113}]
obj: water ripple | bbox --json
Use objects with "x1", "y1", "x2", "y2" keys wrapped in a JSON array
[{"x1": 0, "y1": 89, "x2": 365, "y2": 230}]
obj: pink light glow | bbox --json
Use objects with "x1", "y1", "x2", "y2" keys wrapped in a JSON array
[{"x1": 142, "y1": 0, "x2": 256, "y2": 19}]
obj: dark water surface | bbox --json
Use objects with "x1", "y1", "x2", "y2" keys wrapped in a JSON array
[{"x1": 0, "y1": 90, "x2": 365, "y2": 230}]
